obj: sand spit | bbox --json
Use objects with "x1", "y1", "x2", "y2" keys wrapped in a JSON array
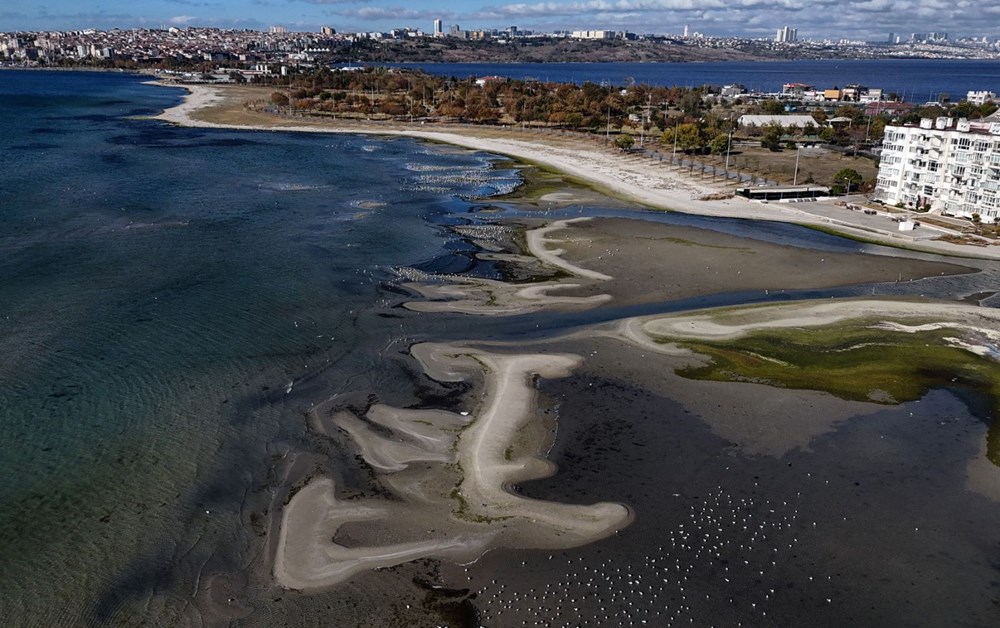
[
  {"x1": 274, "y1": 343, "x2": 631, "y2": 590},
  {"x1": 398, "y1": 217, "x2": 613, "y2": 315},
  {"x1": 526, "y1": 218, "x2": 613, "y2": 281},
  {"x1": 631, "y1": 298, "x2": 1000, "y2": 347}
]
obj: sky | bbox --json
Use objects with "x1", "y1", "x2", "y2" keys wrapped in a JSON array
[{"x1": 2, "y1": 0, "x2": 999, "y2": 42}]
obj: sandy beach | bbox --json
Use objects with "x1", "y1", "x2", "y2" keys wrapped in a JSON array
[{"x1": 152, "y1": 82, "x2": 1000, "y2": 260}]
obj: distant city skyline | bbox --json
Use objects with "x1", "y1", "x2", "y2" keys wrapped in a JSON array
[{"x1": 2, "y1": 0, "x2": 999, "y2": 42}]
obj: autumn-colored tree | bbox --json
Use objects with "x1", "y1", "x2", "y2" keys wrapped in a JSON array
[{"x1": 615, "y1": 134, "x2": 635, "y2": 151}]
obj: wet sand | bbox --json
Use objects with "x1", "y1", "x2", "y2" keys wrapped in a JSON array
[
  {"x1": 398, "y1": 216, "x2": 974, "y2": 315},
  {"x1": 272, "y1": 206, "x2": 999, "y2": 606},
  {"x1": 275, "y1": 344, "x2": 631, "y2": 591},
  {"x1": 147, "y1": 82, "x2": 1000, "y2": 625}
]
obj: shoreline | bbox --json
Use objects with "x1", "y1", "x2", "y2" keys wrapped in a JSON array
[
  {"x1": 150, "y1": 80, "x2": 1000, "y2": 599},
  {"x1": 149, "y1": 82, "x2": 1000, "y2": 261}
]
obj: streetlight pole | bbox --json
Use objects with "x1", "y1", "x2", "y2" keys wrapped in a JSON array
[
  {"x1": 672, "y1": 117, "x2": 679, "y2": 164},
  {"x1": 724, "y1": 126, "x2": 733, "y2": 172},
  {"x1": 724, "y1": 113, "x2": 735, "y2": 180},
  {"x1": 640, "y1": 93, "x2": 651, "y2": 148},
  {"x1": 793, "y1": 145, "x2": 801, "y2": 185}
]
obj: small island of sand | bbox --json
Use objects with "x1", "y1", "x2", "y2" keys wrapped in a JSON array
[{"x1": 275, "y1": 343, "x2": 631, "y2": 590}]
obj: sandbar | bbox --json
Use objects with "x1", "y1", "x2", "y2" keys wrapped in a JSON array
[{"x1": 274, "y1": 343, "x2": 631, "y2": 590}]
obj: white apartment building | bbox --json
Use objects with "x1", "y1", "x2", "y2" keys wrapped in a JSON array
[
  {"x1": 967, "y1": 90, "x2": 996, "y2": 105},
  {"x1": 875, "y1": 117, "x2": 1000, "y2": 223},
  {"x1": 571, "y1": 30, "x2": 613, "y2": 39}
]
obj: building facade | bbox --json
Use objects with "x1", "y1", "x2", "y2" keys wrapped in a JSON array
[
  {"x1": 571, "y1": 30, "x2": 613, "y2": 39},
  {"x1": 967, "y1": 90, "x2": 996, "y2": 105},
  {"x1": 775, "y1": 26, "x2": 797, "y2": 43},
  {"x1": 875, "y1": 117, "x2": 1000, "y2": 223}
]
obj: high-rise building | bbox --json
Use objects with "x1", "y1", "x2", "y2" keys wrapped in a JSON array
[
  {"x1": 683, "y1": 24, "x2": 689, "y2": 37},
  {"x1": 433, "y1": 19, "x2": 442, "y2": 37},
  {"x1": 775, "y1": 26, "x2": 797, "y2": 43}
]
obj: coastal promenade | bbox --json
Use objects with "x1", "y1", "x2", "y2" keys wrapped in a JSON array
[{"x1": 154, "y1": 82, "x2": 1000, "y2": 260}]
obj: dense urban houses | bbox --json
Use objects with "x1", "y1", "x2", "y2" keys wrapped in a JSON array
[{"x1": 875, "y1": 116, "x2": 1000, "y2": 223}]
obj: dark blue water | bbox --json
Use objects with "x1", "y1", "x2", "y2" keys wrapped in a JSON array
[
  {"x1": 390, "y1": 59, "x2": 1000, "y2": 102},
  {"x1": 0, "y1": 69, "x2": 528, "y2": 625},
  {"x1": 1, "y1": 70, "x2": 998, "y2": 626}
]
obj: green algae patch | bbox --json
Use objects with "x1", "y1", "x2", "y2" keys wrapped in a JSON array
[
  {"x1": 498, "y1": 163, "x2": 574, "y2": 200},
  {"x1": 673, "y1": 322, "x2": 1000, "y2": 465}
]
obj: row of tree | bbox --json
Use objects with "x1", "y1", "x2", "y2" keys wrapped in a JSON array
[
  {"x1": 262, "y1": 66, "x2": 998, "y2": 163},
  {"x1": 264, "y1": 67, "x2": 719, "y2": 130}
]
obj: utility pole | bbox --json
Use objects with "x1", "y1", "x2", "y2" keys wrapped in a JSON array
[
  {"x1": 639, "y1": 93, "x2": 651, "y2": 147},
  {"x1": 672, "y1": 117, "x2": 679, "y2": 164},
  {"x1": 606, "y1": 104, "x2": 611, "y2": 143},
  {"x1": 724, "y1": 114, "x2": 734, "y2": 174},
  {"x1": 793, "y1": 145, "x2": 801, "y2": 185}
]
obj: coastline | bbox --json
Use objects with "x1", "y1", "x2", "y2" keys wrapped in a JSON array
[
  {"x1": 6, "y1": 69, "x2": 1000, "y2": 626},
  {"x1": 150, "y1": 81, "x2": 1000, "y2": 261},
  {"x1": 150, "y1": 82, "x2": 1000, "y2": 594},
  {"x1": 152, "y1": 79, "x2": 1000, "y2": 610}
]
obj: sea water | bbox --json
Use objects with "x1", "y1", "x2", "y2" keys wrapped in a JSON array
[
  {"x1": 392, "y1": 58, "x2": 1000, "y2": 102},
  {"x1": 0, "y1": 69, "x2": 524, "y2": 624}
]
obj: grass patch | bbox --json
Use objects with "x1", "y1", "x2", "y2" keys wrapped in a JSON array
[
  {"x1": 497, "y1": 164, "x2": 572, "y2": 201},
  {"x1": 673, "y1": 322, "x2": 1000, "y2": 465}
]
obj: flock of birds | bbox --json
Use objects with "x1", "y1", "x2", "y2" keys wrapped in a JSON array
[{"x1": 466, "y1": 485, "x2": 834, "y2": 627}]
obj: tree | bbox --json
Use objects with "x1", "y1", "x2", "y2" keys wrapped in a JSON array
[
  {"x1": 833, "y1": 168, "x2": 863, "y2": 194},
  {"x1": 761, "y1": 123, "x2": 784, "y2": 151},
  {"x1": 834, "y1": 104, "x2": 864, "y2": 124},
  {"x1": 270, "y1": 92, "x2": 289, "y2": 107},
  {"x1": 761, "y1": 99, "x2": 785, "y2": 115},
  {"x1": 710, "y1": 132, "x2": 730, "y2": 155},
  {"x1": 678, "y1": 91, "x2": 703, "y2": 117},
  {"x1": 565, "y1": 112, "x2": 584, "y2": 128},
  {"x1": 615, "y1": 134, "x2": 635, "y2": 152},
  {"x1": 670, "y1": 122, "x2": 704, "y2": 152}
]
